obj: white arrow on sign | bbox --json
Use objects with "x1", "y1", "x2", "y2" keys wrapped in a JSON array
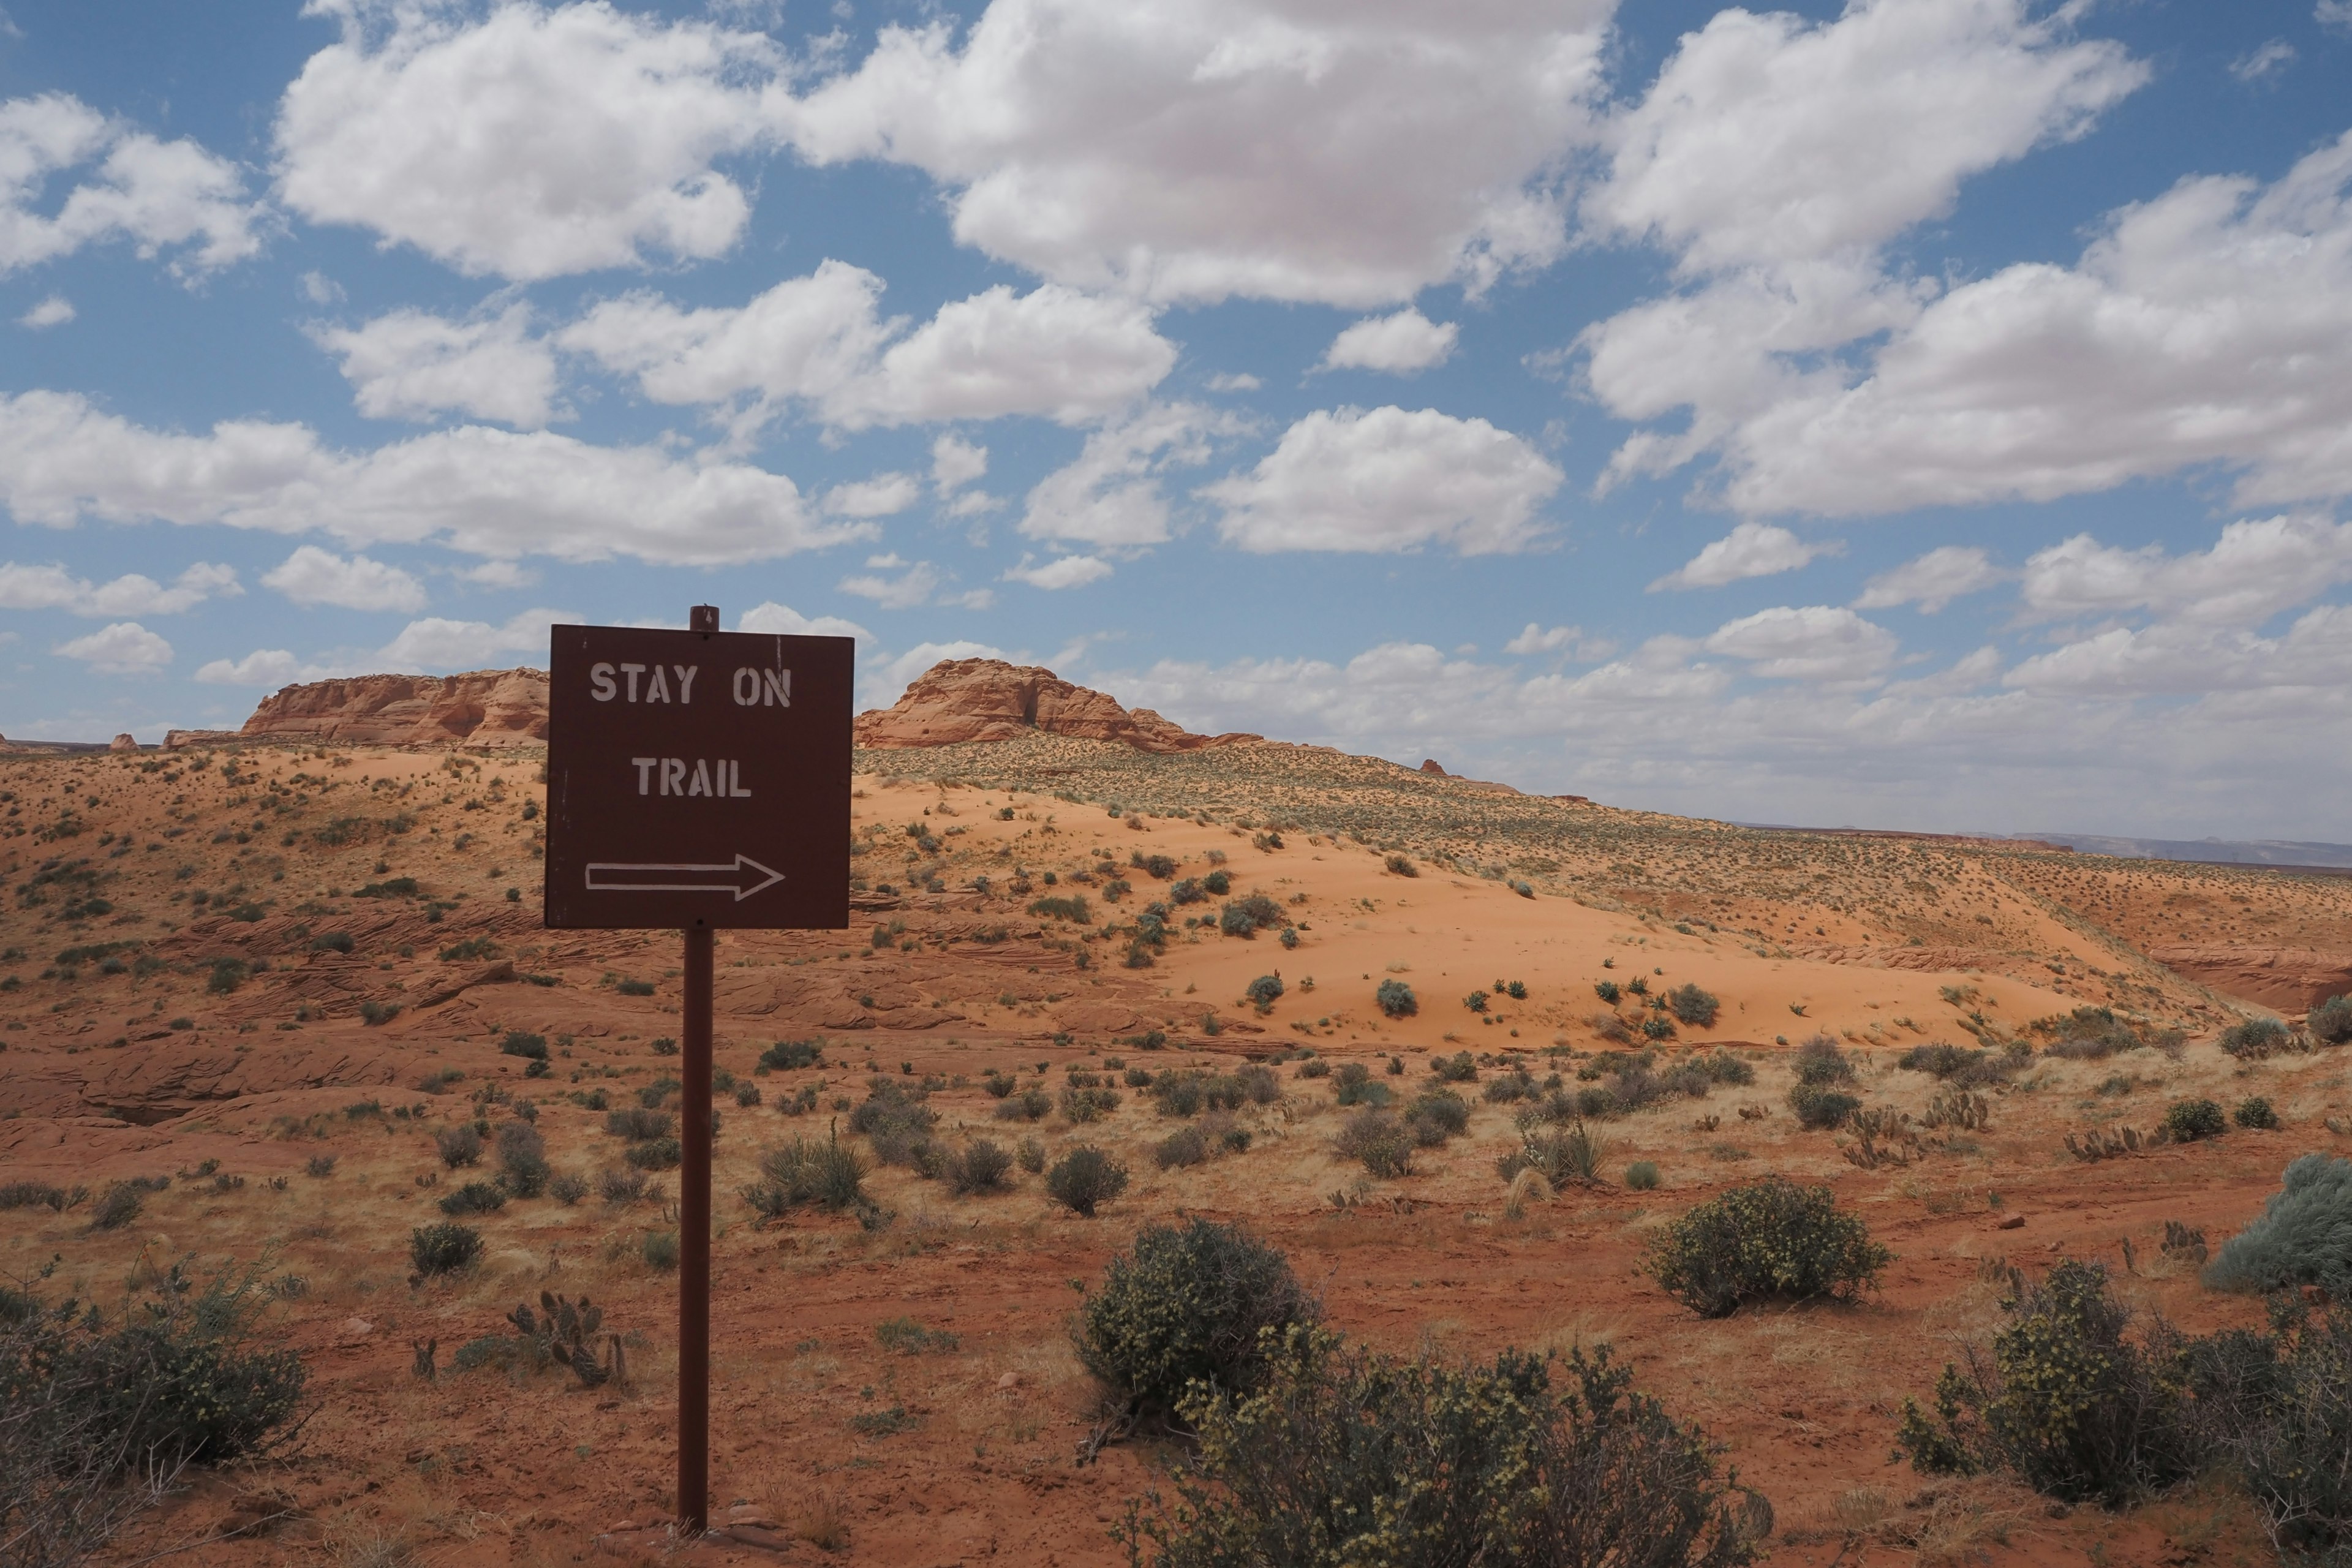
[{"x1": 584, "y1": 854, "x2": 786, "y2": 901}]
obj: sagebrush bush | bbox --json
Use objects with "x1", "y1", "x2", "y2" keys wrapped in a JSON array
[
  {"x1": 2206, "y1": 1155, "x2": 2352, "y2": 1298},
  {"x1": 2235, "y1": 1096, "x2": 2280, "y2": 1130},
  {"x1": 1375, "y1": 978, "x2": 1417, "y2": 1018},
  {"x1": 1016, "y1": 1136, "x2": 1047, "y2": 1174},
  {"x1": 1896, "y1": 1260, "x2": 2211, "y2": 1506},
  {"x1": 624, "y1": 1137, "x2": 682, "y2": 1170},
  {"x1": 86, "y1": 1183, "x2": 143, "y2": 1232},
  {"x1": 439, "y1": 1180, "x2": 506, "y2": 1216},
  {"x1": 410, "y1": 1222, "x2": 483, "y2": 1276},
  {"x1": 946, "y1": 1139, "x2": 1013, "y2": 1195},
  {"x1": 1046, "y1": 1145, "x2": 1129, "y2": 1216},
  {"x1": 1117, "y1": 1325, "x2": 1767, "y2": 1568},
  {"x1": 2313, "y1": 995, "x2": 2352, "y2": 1046},
  {"x1": 1078, "y1": 1219, "x2": 1317, "y2": 1424},
  {"x1": 436, "y1": 1125, "x2": 484, "y2": 1167},
  {"x1": 1155, "y1": 1125, "x2": 1209, "y2": 1170},
  {"x1": 1665, "y1": 984, "x2": 1720, "y2": 1028},
  {"x1": 2164, "y1": 1098, "x2": 2226, "y2": 1142},
  {"x1": 1787, "y1": 1083, "x2": 1859, "y2": 1130},
  {"x1": 2220, "y1": 1017, "x2": 2293, "y2": 1060},
  {"x1": 0, "y1": 1180, "x2": 66, "y2": 1212},
  {"x1": 1625, "y1": 1161, "x2": 1662, "y2": 1191},
  {"x1": 0, "y1": 1260, "x2": 306, "y2": 1566},
  {"x1": 1645, "y1": 1178, "x2": 1891, "y2": 1317},
  {"x1": 1335, "y1": 1108, "x2": 1413, "y2": 1178},
  {"x1": 1697, "y1": 1049, "x2": 1755, "y2": 1087},
  {"x1": 1792, "y1": 1035, "x2": 1853, "y2": 1085}
]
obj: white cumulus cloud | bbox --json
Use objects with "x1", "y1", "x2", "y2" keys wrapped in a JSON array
[
  {"x1": 930, "y1": 434, "x2": 987, "y2": 495},
  {"x1": 2019, "y1": 516, "x2": 2352, "y2": 627},
  {"x1": 1504, "y1": 623, "x2": 1617, "y2": 660},
  {"x1": 1205, "y1": 405, "x2": 1561, "y2": 555},
  {"x1": 0, "y1": 560, "x2": 238, "y2": 616},
  {"x1": 1853, "y1": 546, "x2": 2004, "y2": 612},
  {"x1": 275, "y1": 2, "x2": 779, "y2": 279},
  {"x1": 735, "y1": 601, "x2": 872, "y2": 643},
  {"x1": 2, "y1": 92, "x2": 267, "y2": 277},
  {"x1": 1649, "y1": 521, "x2": 1833, "y2": 591},
  {"x1": 1003, "y1": 553, "x2": 1112, "y2": 590},
  {"x1": 377, "y1": 606, "x2": 582, "y2": 670},
  {"x1": 1703, "y1": 605, "x2": 1896, "y2": 682},
  {"x1": 1319, "y1": 309, "x2": 1458, "y2": 374},
  {"x1": 1019, "y1": 402, "x2": 1232, "y2": 548},
  {"x1": 262, "y1": 545, "x2": 428, "y2": 612},
  {"x1": 0, "y1": 390, "x2": 867, "y2": 567},
  {"x1": 18, "y1": 295, "x2": 71, "y2": 328},
  {"x1": 54, "y1": 619, "x2": 171, "y2": 675},
  {"x1": 823, "y1": 473, "x2": 922, "y2": 518},
  {"x1": 779, "y1": 0, "x2": 1608, "y2": 306},
  {"x1": 311, "y1": 302, "x2": 560, "y2": 428},
  {"x1": 194, "y1": 648, "x2": 353, "y2": 687}
]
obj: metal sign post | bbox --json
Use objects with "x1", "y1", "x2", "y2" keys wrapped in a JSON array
[{"x1": 544, "y1": 606, "x2": 851, "y2": 1536}]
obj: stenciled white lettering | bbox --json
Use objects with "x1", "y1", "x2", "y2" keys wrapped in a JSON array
[
  {"x1": 630, "y1": 757, "x2": 755, "y2": 799},
  {"x1": 731, "y1": 667, "x2": 758, "y2": 706},
  {"x1": 620, "y1": 662, "x2": 645, "y2": 701},
  {"x1": 730, "y1": 760, "x2": 752, "y2": 798},
  {"x1": 688, "y1": 759, "x2": 712, "y2": 797},
  {"x1": 762, "y1": 668, "x2": 790, "y2": 707},
  {"x1": 591, "y1": 663, "x2": 617, "y2": 701},
  {"x1": 631, "y1": 756, "x2": 656, "y2": 794},
  {"x1": 674, "y1": 665, "x2": 698, "y2": 703},
  {"x1": 661, "y1": 758, "x2": 687, "y2": 796},
  {"x1": 646, "y1": 664, "x2": 671, "y2": 703}
]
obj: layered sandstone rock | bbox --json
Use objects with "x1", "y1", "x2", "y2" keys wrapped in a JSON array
[
  {"x1": 855, "y1": 659, "x2": 1257, "y2": 753},
  {"x1": 110, "y1": 733, "x2": 137, "y2": 752},
  {"x1": 240, "y1": 669, "x2": 549, "y2": 748},
  {"x1": 2146, "y1": 945, "x2": 2352, "y2": 1012}
]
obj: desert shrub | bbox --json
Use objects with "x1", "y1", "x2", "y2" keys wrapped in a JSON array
[
  {"x1": 1046, "y1": 1146, "x2": 1129, "y2": 1216},
  {"x1": 1792, "y1": 1035, "x2": 1853, "y2": 1084},
  {"x1": 1245, "y1": 974, "x2": 1284, "y2": 1009},
  {"x1": 2221, "y1": 1017, "x2": 2294, "y2": 1060},
  {"x1": 759, "y1": 1039, "x2": 824, "y2": 1072},
  {"x1": 2222, "y1": 1302, "x2": 2352, "y2": 1558},
  {"x1": 624, "y1": 1137, "x2": 682, "y2": 1170},
  {"x1": 995, "y1": 1085, "x2": 1053, "y2": 1122},
  {"x1": 1408, "y1": 1088, "x2": 1470, "y2": 1140},
  {"x1": 304, "y1": 1154, "x2": 337, "y2": 1179},
  {"x1": 1898, "y1": 1042, "x2": 1994, "y2": 1080},
  {"x1": 439, "y1": 1181, "x2": 507, "y2": 1216},
  {"x1": 1016, "y1": 1137, "x2": 1047, "y2": 1174},
  {"x1": 496, "y1": 1122, "x2": 549, "y2": 1197},
  {"x1": 1645, "y1": 1178, "x2": 1891, "y2": 1318},
  {"x1": 1170, "y1": 878, "x2": 1205, "y2": 905},
  {"x1": 499, "y1": 1030, "x2": 548, "y2": 1061},
  {"x1": 1332, "y1": 1062, "x2": 1390, "y2": 1108},
  {"x1": 1078, "y1": 1219, "x2": 1318, "y2": 1425},
  {"x1": 598, "y1": 1167, "x2": 648, "y2": 1204},
  {"x1": 641, "y1": 1231, "x2": 679, "y2": 1271},
  {"x1": 1295, "y1": 1057, "x2": 1330, "y2": 1080},
  {"x1": 1895, "y1": 1260, "x2": 2211, "y2": 1506},
  {"x1": 946, "y1": 1139, "x2": 1012, "y2": 1196},
  {"x1": 1235, "y1": 1064, "x2": 1280, "y2": 1105},
  {"x1": 1219, "y1": 894, "x2": 1284, "y2": 938},
  {"x1": 1030, "y1": 894, "x2": 1091, "y2": 924},
  {"x1": 2038, "y1": 1005, "x2": 2174, "y2": 1060},
  {"x1": 1154, "y1": 1074, "x2": 1207, "y2": 1117},
  {"x1": 0, "y1": 1181, "x2": 66, "y2": 1212},
  {"x1": 1430, "y1": 1050, "x2": 1477, "y2": 1083},
  {"x1": 2313, "y1": 994, "x2": 2352, "y2": 1046},
  {"x1": 1696, "y1": 1050, "x2": 1755, "y2": 1087},
  {"x1": 1059, "y1": 1083, "x2": 1122, "y2": 1123},
  {"x1": 982, "y1": 1069, "x2": 1017, "y2": 1098},
  {"x1": 875, "y1": 1316, "x2": 960, "y2": 1355},
  {"x1": 549, "y1": 1171, "x2": 590, "y2": 1205},
  {"x1": 1384, "y1": 853, "x2": 1418, "y2": 877},
  {"x1": 2235, "y1": 1096, "x2": 2280, "y2": 1131},
  {"x1": 637, "y1": 1077, "x2": 680, "y2": 1109},
  {"x1": 1594, "y1": 979, "x2": 1621, "y2": 1004},
  {"x1": 1625, "y1": 1161, "x2": 1661, "y2": 1191},
  {"x1": 0, "y1": 1260, "x2": 306, "y2": 1568},
  {"x1": 850, "y1": 1078, "x2": 937, "y2": 1151},
  {"x1": 1155, "y1": 1125, "x2": 1209, "y2": 1170},
  {"x1": 86, "y1": 1184, "x2": 145, "y2": 1232},
  {"x1": 410, "y1": 1222, "x2": 483, "y2": 1276},
  {"x1": 435, "y1": 1124, "x2": 484, "y2": 1167},
  {"x1": 1374, "y1": 978, "x2": 1417, "y2": 1019},
  {"x1": 2164, "y1": 1098, "x2": 2227, "y2": 1142},
  {"x1": 1500, "y1": 1123, "x2": 1607, "y2": 1188},
  {"x1": 605, "y1": 1107, "x2": 674, "y2": 1142},
  {"x1": 1335, "y1": 1108, "x2": 1413, "y2": 1178},
  {"x1": 2206, "y1": 1155, "x2": 2352, "y2": 1298},
  {"x1": 1665, "y1": 984, "x2": 1719, "y2": 1028},
  {"x1": 1118, "y1": 1325, "x2": 1766, "y2": 1568},
  {"x1": 1786, "y1": 1083, "x2": 1860, "y2": 1130},
  {"x1": 1202, "y1": 869, "x2": 1231, "y2": 895}
]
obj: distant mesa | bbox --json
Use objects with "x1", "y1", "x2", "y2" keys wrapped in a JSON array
[
  {"x1": 239, "y1": 669, "x2": 549, "y2": 748},
  {"x1": 854, "y1": 658, "x2": 1260, "y2": 753}
]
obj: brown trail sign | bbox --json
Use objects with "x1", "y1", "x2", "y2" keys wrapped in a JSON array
[{"x1": 545, "y1": 608, "x2": 851, "y2": 1537}]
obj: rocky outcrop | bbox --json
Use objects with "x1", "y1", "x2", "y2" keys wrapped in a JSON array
[
  {"x1": 164, "y1": 729, "x2": 240, "y2": 749},
  {"x1": 2146, "y1": 946, "x2": 2352, "y2": 1012},
  {"x1": 240, "y1": 669, "x2": 549, "y2": 748},
  {"x1": 109, "y1": 733, "x2": 137, "y2": 752},
  {"x1": 855, "y1": 659, "x2": 1258, "y2": 753}
]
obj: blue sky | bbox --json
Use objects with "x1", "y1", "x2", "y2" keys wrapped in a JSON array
[{"x1": 3, "y1": 0, "x2": 2350, "y2": 839}]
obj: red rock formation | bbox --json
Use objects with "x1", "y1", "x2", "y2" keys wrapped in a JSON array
[
  {"x1": 239, "y1": 668, "x2": 549, "y2": 748},
  {"x1": 855, "y1": 660, "x2": 1257, "y2": 753},
  {"x1": 1420, "y1": 759, "x2": 1448, "y2": 775},
  {"x1": 109, "y1": 733, "x2": 137, "y2": 752},
  {"x1": 2145, "y1": 945, "x2": 2352, "y2": 1012},
  {"x1": 164, "y1": 729, "x2": 240, "y2": 749}
]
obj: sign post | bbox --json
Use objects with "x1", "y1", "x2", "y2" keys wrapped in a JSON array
[{"x1": 544, "y1": 606, "x2": 851, "y2": 1536}]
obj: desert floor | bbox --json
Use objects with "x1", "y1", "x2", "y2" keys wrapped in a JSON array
[{"x1": 2, "y1": 737, "x2": 2346, "y2": 1566}]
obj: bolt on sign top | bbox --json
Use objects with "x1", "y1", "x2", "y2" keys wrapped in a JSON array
[{"x1": 543, "y1": 624, "x2": 853, "y2": 930}]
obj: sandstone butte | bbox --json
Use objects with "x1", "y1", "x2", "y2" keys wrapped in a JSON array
[
  {"x1": 213, "y1": 658, "x2": 1261, "y2": 754},
  {"x1": 853, "y1": 658, "x2": 1261, "y2": 751}
]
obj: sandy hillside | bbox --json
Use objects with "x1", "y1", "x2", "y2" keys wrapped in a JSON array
[{"x1": 2, "y1": 735, "x2": 2348, "y2": 1566}]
